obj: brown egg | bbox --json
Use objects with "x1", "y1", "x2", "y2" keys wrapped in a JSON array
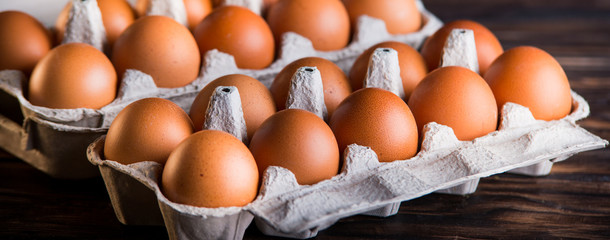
[
  {"x1": 349, "y1": 41, "x2": 427, "y2": 100},
  {"x1": 420, "y1": 20, "x2": 503, "y2": 75},
  {"x1": 0, "y1": 11, "x2": 52, "y2": 75},
  {"x1": 28, "y1": 43, "x2": 116, "y2": 109},
  {"x1": 194, "y1": 6, "x2": 275, "y2": 69},
  {"x1": 262, "y1": 0, "x2": 280, "y2": 13},
  {"x1": 484, "y1": 46, "x2": 572, "y2": 121},
  {"x1": 330, "y1": 88, "x2": 418, "y2": 162},
  {"x1": 266, "y1": 0, "x2": 350, "y2": 51},
  {"x1": 55, "y1": 0, "x2": 136, "y2": 48},
  {"x1": 408, "y1": 66, "x2": 498, "y2": 141},
  {"x1": 189, "y1": 74, "x2": 276, "y2": 140},
  {"x1": 135, "y1": 0, "x2": 213, "y2": 30},
  {"x1": 162, "y1": 130, "x2": 258, "y2": 208},
  {"x1": 112, "y1": 15, "x2": 200, "y2": 88},
  {"x1": 249, "y1": 109, "x2": 340, "y2": 185},
  {"x1": 342, "y1": 0, "x2": 421, "y2": 34},
  {"x1": 104, "y1": 98, "x2": 194, "y2": 165},
  {"x1": 270, "y1": 57, "x2": 352, "y2": 117}
]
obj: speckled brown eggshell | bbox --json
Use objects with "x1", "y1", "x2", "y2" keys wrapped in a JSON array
[
  {"x1": 194, "y1": 5, "x2": 275, "y2": 69},
  {"x1": 484, "y1": 46, "x2": 572, "y2": 121},
  {"x1": 189, "y1": 74, "x2": 276, "y2": 140},
  {"x1": 342, "y1": 0, "x2": 421, "y2": 35},
  {"x1": 266, "y1": 0, "x2": 351, "y2": 51},
  {"x1": 104, "y1": 98, "x2": 194, "y2": 165},
  {"x1": 329, "y1": 88, "x2": 418, "y2": 162},
  {"x1": 0, "y1": 11, "x2": 52, "y2": 75},
  {"x1": 269, "y1": 57, "x2": 352, "y2": 117},
  {"x1": 420, "y1": 20, "x2": 503, "y2": 76},
  {"x1": 249, "y1": 109, "x2": 340, "y2": 185},
  {"x1": 112, "y1": 15, "x2": 200, "y2": 88},
  {"x1": 28, "y1": 43, "x2": 117, "y2": 109},
  {"x1": 408, "y1": 66, "x2": 498, "y2": 141},
  {"x1": 55, "y1": 0, "x2": 136, "y2": 48},
  {"x1": 349, "y1": 41, "x2": 427, "y2": 100},
  {"x1": 162, "y1": 130, "x2": 259, "y2": 208}
]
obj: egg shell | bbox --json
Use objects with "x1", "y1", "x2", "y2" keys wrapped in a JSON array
[
  {"x1": 249, "y1": 109, "x2": 340, "y2": 185},
  {"x1": 162, "y1": 130, "x2": 259, "y2": 208},
  {"x1": 0, "y1": 11, "x2": 52, "y2": 75},
  {"x1": 330, "y1": 87, "x2": 418, "y2": 162},
  {"x1": 83, "y1": 88, "x2": 606, "y2": 238},
  {"x1": 189, "y1": 74, "x2": 276, "y2": 140},
  {"x1": 484, "y1": 46, "x2": 572, "y2": 121},
  {"x1": 408, "y1": 66, "x2": 498, "y2": 141},
  {"x1": 194, "y1": 5, "x2": 275, "y2": 69},
  {"x1": 0, "y1": 1, "x2": 604, "y2": 238},
  {"x1": 104, "y1": 98, "x2": 194, "y2": 165},
  {"x1": 349, "y1": 41, "x2": 427, "y2": 100},
  {"x1": 343, "y1": 0, "x2": 421, "y2": 35},
  {"x1": 269, "y1": 57, "x2": 352, "y2": 117},
  {"x1": 266, "y1": 0, "x2": 351, "y2": 51},
  {"x1": 0, "y1": 0, "x2": 443, "y2": 180},
  {"x1": 196, "y1": 0, "x2": 443, "y2": 89},
  {"x1": 262, "y1": 0, "x2": 279, "y2": 14},
  {"x1": 55, "y1": 0, "x2": 136, "y2": 48},
  {"x1": 420, "y1": 19, "x2": 503, "y2": 75},
  {"x1": 136, "y1": 0, "x2": 212, "y2": 30},
  {"x1": 183, "y1": 0, "x2": 213, "y2": 30},
  {"x1": 28, "y1": 42, "x2": 117, "y2": 109},
  {"x1": 112, "y1": 15, "x2": 200, "y2": 88}
]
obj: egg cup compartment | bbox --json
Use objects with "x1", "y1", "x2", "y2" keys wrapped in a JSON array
[{"x1": 86, "y1": 90, "x2": 606, "y2": 239}]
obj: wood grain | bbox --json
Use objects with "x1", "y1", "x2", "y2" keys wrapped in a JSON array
[{"x1": 0, "y1": 0, "x2": 609, "y2": 239}]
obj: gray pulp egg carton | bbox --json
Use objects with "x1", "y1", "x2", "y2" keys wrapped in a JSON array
[
  {"x1": 86, "y1": 89, "x2": 608, "y2": 239},
  {"x1": 0, "y1": 0, "x2": 440, "y2": 178},
  {"x1": 198, "y1": 0, "x2": 443, "y2": 88},
  {"x1": 0, "y1": 69, "x2": 200, "y2": 178}
]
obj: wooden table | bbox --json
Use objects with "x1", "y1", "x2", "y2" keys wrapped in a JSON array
[{"x1": 1, "y1": 0, "x2": 609, "y2": 239}]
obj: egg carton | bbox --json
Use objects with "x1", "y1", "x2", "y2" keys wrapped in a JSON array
[
  {"x1": 65, "y1": 0, "x2": 442, "y2": 88},
  {"x1": 0, "y1": 0, "x2": 440, "y2": 178},
  {"x1": 198, "y1": 0, "x2": 443, "y2": 88},
  {"x1": 0, "y1": 69, "x2": 200, "y2": 178},
  {"x1": 86, "y1": 88, "x2": 607, "y2": 238}
]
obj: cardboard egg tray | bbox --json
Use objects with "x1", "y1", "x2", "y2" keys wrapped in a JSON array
[
  {"x1": 86, "y1": 90, "x2": 607, "y2": 239},
  {"x1": 0, "y1": 68, "x2": 201, "y2": 178},
  {"x1": 0, "y1": 0, "x2": 441, "y2": 179},
  {"x1": 195, "y1": 0, "x2": 443, "y2": 88}
]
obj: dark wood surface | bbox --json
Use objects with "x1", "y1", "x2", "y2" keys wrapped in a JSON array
[{"x1": 1, "y1": 0, "x2": 609, "y2": 239}]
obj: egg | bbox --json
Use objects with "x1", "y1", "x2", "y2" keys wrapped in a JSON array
[
  {"x1": 349, "y1": 41, "x2": 427, "y2": 100},
  {"x1": 408, "y1": 66, "x2": 498, "y2": 141},
  {"x1": 270, "y1": 57, "x2": 352, "y2": 117},
  {"x1": 262, "y1": 0, "x2": 279, "y2": 13},
  {"x1": 189, "y1": 74, "x2": 276, "y2": 140},
  {"x1": 28, "y1": 43, "x2": 116, "y2": 109},
  {"x1": 104, "y1": 98, "x2": 194, "y2": 165},
  {"x1": 135, "y1": 0, "x2": 213, "y2": 30},
  {"x1": 162, "y1": 130, "x2": 258, "y2": 208},
  {"x1": 266, "y1": 0, "x2": 350, "y2": 51},
  {"x1": 55, "y1": 0, "x2": 136, "y2": 48},
  {"x1": 329, "y1": 88, "x2": 418, "y2": 162},
  {"x1": 0, "y1": 11, "x2": 52, "y2": 75},
  {"x1": 249, "y1": 109, "x2": 340, "y2": 185},
  {"x1": 342, "y1": 0, "x2": 421, "y2": 34},
  {"x1": 484, "y1": 46, "x2": 572, "y2": 121},
  {"x1": 420, "y1": 20, "x2": 503, "y2": 75},
  {"x1": 194, "y1": 6, "x2": 275, "y2": 69},
  {"x1": 112, "y1": 15, "x2": 200, "y2": 88}
]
